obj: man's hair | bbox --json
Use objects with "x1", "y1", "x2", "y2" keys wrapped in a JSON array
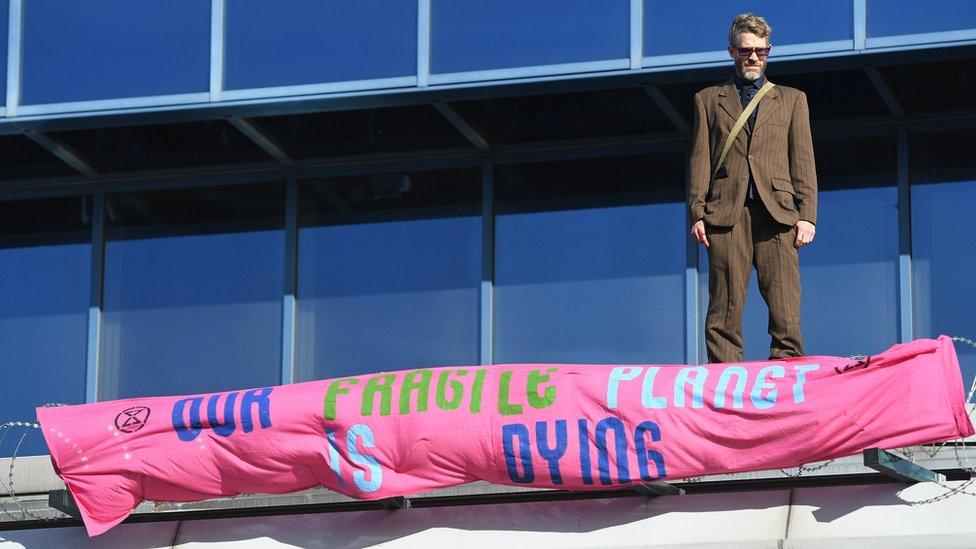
[{"x1": 728, "y1": 13, "x2": 772, "y2": 46}]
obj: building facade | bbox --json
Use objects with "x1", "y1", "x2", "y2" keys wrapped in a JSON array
[{"x1": 1, "y1": 1, "x2": 976, "y2": 546}]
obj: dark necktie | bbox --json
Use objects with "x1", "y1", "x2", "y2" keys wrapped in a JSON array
[
  {"x1": 739, "y1": 83, "x2": 759, "y2": 200},
  {"x1": 739, "y1": 84, "x2": 758, "y2": 131}
]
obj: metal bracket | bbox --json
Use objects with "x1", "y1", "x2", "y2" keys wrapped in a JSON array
[
  {"x1": 379, "y1": 496, "x2": 411, "y2": 510},
  {"x1": 863, "y1": 448, "x2": 946, "y2": 484},
  {"x1": 48, "y1": 489, "x2": 81, "y2": 519},
  {"x1": 632, "y1": 481, "x2": 684, "y2": 497}
]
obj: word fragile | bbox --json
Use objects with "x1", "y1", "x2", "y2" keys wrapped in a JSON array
[{"x1": 323, "y1": 367, "x2": 559, "y2": 420}]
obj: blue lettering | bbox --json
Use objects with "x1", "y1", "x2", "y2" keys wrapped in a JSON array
[
  {"x1": 240, "y1": 388, "x2": 273, "y2": 433},
  {"x1": 595, "y1": 417, "x2": 630, "y2": 485},
  {"x1": 577, "y1": 419, "x2": 593, "y2": 485},
  {"x1": 206, "y1": 392, "x2": 237, "y2": 437},
  {"x1": 172, "y1": 397, "x2": 203, "y2": 442},
  {"x1": 502, "y1": 423, "x2": 535, "y2": 483},
  {"x1": 635, "y1": 421, "x2": 667, "y2": 481},
  {"x1": 536, "y1": 420, "x2": 568, "y2": 484}
]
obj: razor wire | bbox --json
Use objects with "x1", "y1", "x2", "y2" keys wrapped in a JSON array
[{"x1": 0, "y1": 403, "x2": 69, "y2": 522}]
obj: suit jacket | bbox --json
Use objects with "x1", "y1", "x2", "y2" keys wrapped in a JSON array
[{"x1": 688, "y1": 78, "x2": 818, "y2": 228}]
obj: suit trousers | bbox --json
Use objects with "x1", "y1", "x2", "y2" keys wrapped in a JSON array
[{"x1": 705, "y1": 200, "x2": 804, "y2": 363}]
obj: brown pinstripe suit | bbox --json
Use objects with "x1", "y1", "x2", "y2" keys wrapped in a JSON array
[{"x1": 689, "y1": 77, "x2": 818, "y2": 363}]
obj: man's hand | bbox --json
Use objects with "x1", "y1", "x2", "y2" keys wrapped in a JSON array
[
  {"x1": 794, "y1": 220, "x2": 815, "y2": 248},
  {"x1": 691, "y1": 219, "x2": 709, "y2": 248}
]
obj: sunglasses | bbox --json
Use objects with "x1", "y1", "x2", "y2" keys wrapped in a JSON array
[{"x1": 735, "y1": 46, "x2": 771, "y2": 59}]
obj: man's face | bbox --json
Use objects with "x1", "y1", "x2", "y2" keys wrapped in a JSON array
[{"x1": 728, "y1": 32, "x2": 768, "y2": 81}]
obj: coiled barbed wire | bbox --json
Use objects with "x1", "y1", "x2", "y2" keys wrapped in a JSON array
[{"x1": 0, "y1": 403, "x2": 69, "y2": 522}]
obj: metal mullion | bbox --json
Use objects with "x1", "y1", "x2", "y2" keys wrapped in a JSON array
[
  {"x1": 630, "y1": 0, "x2": 643, "y2": 70},
  {"x1": 85, "y1": 189, "x2": 105, "y2": 403},
  {"x1": 897, "y1": 126, "x2": 913, "y2": 342},
  {"x1": 480, "y1": 158, "x2": 494, "y2": 365},
  {"x1": 6, "y1": 0, "x2": 23, "y2": 116},
  {"x1": 210, "y1": 0, "x2": 226, "y2": 102},
  {"x1": 854, "y1": 0, "x2": 867, "y2": 51},
  {"x1": 684, "y1": 150, "x2": 699, "y2": 365},
  {"x1": 417, "y1": 0, "x2": 431, "y2": 88},
  {"x1": 281, "y1": 173, "x2": 298, "y2": 384}
]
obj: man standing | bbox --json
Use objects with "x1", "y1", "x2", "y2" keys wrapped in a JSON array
[{"x1": 689, "y1": 13, "x2": 818, "y2": 363}]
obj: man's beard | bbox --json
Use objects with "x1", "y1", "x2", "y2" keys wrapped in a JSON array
[{"x1": 736, "y1": 60, "x2": 765, "y2": 81}]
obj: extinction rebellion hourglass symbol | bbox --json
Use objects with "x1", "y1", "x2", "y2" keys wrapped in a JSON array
[{"x1": 115, "y1": 406, "x2": 151, "y2": 434}]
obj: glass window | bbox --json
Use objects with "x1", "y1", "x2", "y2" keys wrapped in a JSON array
[
  {"x1": 868, "y1": 0, "x2": 976, "y2": 38},
  {"x1": 296, "y1": 169, "x2": 481, "y2": 380},
  {"x1": 21, "y1": 1, "x2": 209, "y2": 105},
  {"x1": 911, "y1": 129, "x2": 976, "y2": 392},
  {"x1": 494, "y1": 154, "x2": 686, "y2": 364},
  {"x1": 645, "y1": 0, "x2": 853, "y2": 57},
  {"x1": 0, "y1": 196, "x2": 90, "y2": 456},
  {"x1": 431, "y1": 0, "x2": 629, "y2": 74},
  {"x1": 225, "y1": 0, "x2": 416, "y2": 91},
  {"x1": 100, "y1": 183, "x2": 284, "y2": 400},
  {"x1": 699, "y1": 135, "x2": 899, "y2": 361}
]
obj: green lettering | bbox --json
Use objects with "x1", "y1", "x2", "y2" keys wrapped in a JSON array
[
  {"x1": 323, "y1": 378, "x2": 359, "y2": 420},
  {"x1": 399, "y1": 369, "x2": 433, "y2": 414},
  {"x1": 361, "y1": 374, "x2": 396, "y2": 416},
  {"x1": 470, "y1": 369, "x2": 486, "y2": 413},
  {"x1": 497, "y1": 370, "x2": 523, "y2": 415},
  {"x1": 527, "y1": 367, "x2": 558, "y2": 409},
  {"x1": 436, "y1": 369, "x2": 467, "y2": 411}
]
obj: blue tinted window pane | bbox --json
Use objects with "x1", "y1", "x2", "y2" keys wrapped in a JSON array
[
  {"x1": 869, "y1": 0, "x2": 976, "y2": 37},
  {"x1": 0, "y1": 197, "x2": 90, "y2": 456},
  {"x1": 645, "y1": 0, "x2": 852, "y2": 56},
  {"x1": 914, "y1": 180, "x2": 976, "y2": 392},
  {"x1": 21, "y1": 1, "x2": 209, "y2": 105},
  {"x1": 912, "y1": 130, "x2": 976, "y2": 394},
  {"x1": 225, "y1": 0, "x2": 416, "y2": 90},
  {"x1": 101, "y1": 184, "x2": 284, "y2": 400},
  {"x1": 431, "y1": 0, "x2": 629, "y2": 74},
  {"x1": 494, "y1": 156, "x2": 686, "y2": 364},
  {"x1": 296, "y1": 170, "x2": 481, "y2": 380}
]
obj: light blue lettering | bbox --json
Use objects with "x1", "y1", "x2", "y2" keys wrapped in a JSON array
[
  {"x1": 607, "y1": 367, "x2": 643, "y2": 409},
  {"x1": 641, "y1": 367, "x2": 667, "y2": 409},
  {"x1": 715, "y1": 366, "x2": 748, "y2": 409},
  {"x1": 674, "y1": 367, "x2": 708, "y2": 408},
  {"x1": 792, "y1": 364, "x2": 820, "y2": 404},
  {"x1": 348, "y1": 424, "x2": 382, "y2": 492},
  {"x1": 750, "y1": 365, "x2": 785, "y2": 409}
]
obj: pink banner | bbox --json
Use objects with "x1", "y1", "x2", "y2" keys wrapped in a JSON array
[{"x1": 38, "y1": 336, "x2": 973, "y2": 536}]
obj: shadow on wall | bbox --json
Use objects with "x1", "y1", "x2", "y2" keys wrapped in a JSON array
[{"x1": 0, "y1": 482, "x2": 933, "y2": 547}]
